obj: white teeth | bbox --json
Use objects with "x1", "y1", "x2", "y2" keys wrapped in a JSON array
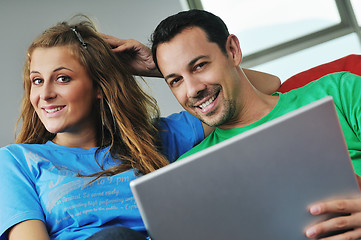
[
  {"x1": 45, "y1": 107, "x2": 63, "y2": 113},
  {"x1": 199, "y1": 95, "x2": 216, "y2": 109}
]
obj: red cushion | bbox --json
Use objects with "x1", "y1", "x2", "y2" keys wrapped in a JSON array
[{"x1": 278, "y1": 54, "x2": 361, "y2": 93}]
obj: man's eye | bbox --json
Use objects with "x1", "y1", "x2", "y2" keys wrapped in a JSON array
[
  {"x1": 32, "y1": 78, "x2": 43, "y2": 85},
  {"x1": 169, "y1": 77, "x2": 181, "y2": 87},
  {"x1": 57, "y1": 76, "x2": 71, "y2": 83},
  {"x1": 194, "y1": 62, "x2": 207, "y2": 71}
]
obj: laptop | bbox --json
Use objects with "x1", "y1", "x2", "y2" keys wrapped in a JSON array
[{"x1": 130, "y1": 96, "x2": 360, "y2": 240}]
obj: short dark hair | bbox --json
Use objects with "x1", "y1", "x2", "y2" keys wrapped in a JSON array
[{"x1": 151, "y1": 9, "x2": 230, "y2": 72}]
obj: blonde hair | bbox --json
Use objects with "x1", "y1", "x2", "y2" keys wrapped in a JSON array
[{"x1": 16, "y1": 16, "x2": 169, "y2": 176}]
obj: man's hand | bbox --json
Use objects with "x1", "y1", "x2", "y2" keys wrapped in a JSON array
[
  {"x1": 305, "y1": 197, "x2": 361, "y2": 239},
  {"x1": 100, "y1": 33, "x2": 162, "y2": 77},
  {"x1": 305, "y1": 175, "x2": 361, "y2": 240}
]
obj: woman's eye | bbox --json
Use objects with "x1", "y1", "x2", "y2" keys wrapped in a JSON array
[
  {"x1": 32, "y1": 78, "x2": 43, "y2": 85},
  {"x1": 57, "y1": 76, "x2": 71, "y2": 83}
]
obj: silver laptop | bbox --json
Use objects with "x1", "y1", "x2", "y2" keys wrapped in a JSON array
[{"x1": 130, "y1": 96, "x2": 360, "y2": 240}]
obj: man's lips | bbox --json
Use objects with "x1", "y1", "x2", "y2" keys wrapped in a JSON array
[
  {"x1": 198, "y1": 94, "x2": 217, "y2": 109},
  {"x1": 194, "y1": 90, "x2": 220, "y2": 110}
]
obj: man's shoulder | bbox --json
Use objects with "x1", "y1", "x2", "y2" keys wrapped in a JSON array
[
  {"x1": 310, "y1": 71, "x2": 360, "y2": 87},
  {"x1": 177, "y1": 128, "x2": 236, "y2": 160},
  {"x1": 177, "y1": 130, "x2": 218, "y2": 160},
  {"x1": 307, "y1": 71, "x2": 361, "y2": 97},
  {"x1": 178, "y1": 137, "x2": 212, "y2": 160},
  {"x1": 283, "y1": 71, "x2": 359, "y2": 101}
]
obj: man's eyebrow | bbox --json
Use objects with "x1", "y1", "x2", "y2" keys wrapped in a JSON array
[
  {"x1": 188, "y1": 55, "x2": 208, "y2": 67},
  {"x1": 164, "y1": 73, "x2": 177, "y2": 82},
  {"x1": 163, "y1": 55, "x2": 209, "y2": 81}
]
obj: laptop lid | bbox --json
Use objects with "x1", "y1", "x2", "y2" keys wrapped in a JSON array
[{"x1": 130, "y1": 96, "x2": 360, "y2": 240}]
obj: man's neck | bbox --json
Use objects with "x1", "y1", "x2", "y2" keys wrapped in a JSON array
[{"x1": 219, "y1": 74, "x2": 279, "y2": 129}]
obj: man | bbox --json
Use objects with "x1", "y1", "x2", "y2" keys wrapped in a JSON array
[{"x1": 150, "y1": 9, "x2": 361, "y2": 239}]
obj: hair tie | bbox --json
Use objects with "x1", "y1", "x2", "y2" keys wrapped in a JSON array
[{"x1": 71, "y1": 26, "x2": 88, "y2": 49}]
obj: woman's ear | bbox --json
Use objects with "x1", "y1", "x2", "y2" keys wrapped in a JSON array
[
  {"x1": 96, "y1": 88, "x2": 102, "y2": 99},
  {"x1": 226, "y1": 34, "x2": 242, "y2": 66}
]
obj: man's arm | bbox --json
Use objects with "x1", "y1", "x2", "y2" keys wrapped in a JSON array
[
  {"x1": 305, "y1": 73, "x2": 361, "y2": 239},
  {"x1": 243, "y1": 68, "x2": 281, "y2": 95},
  {"x1": 100, "y1": 34, "x2": 161, "y2": 77}
]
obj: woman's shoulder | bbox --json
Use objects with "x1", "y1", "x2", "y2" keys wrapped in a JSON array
[
  {"x1": 158, "y1": 111, "x2": 198, "y2": 125},
  {"x1": 0, "y1": 143, "x2": 47, "y2": 164},
  {"x1": 1, "y1": 142, "x2": 46, "y2": 154},
  {"x1": 1, "y1": 141, "x2": 101, "y2": 156}
]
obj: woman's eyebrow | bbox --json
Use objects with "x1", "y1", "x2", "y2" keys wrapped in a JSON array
[
  {"x1": 53, "y1": 66, "x2": 74, "y2": 72},
  {"x1": 30, "y1": 67, "x2": 74, "y2": 75}
]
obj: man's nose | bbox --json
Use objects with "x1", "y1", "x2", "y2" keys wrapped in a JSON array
[{"x1": 185, "y1": 77, "x2": 206, "y2": 98}]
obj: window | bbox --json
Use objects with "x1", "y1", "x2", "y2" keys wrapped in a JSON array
[
  {"x1": 352, "y1": 0, "x2": 361, "y2": 23},
  {"x1": 256, "y1": 33, "x2": 361, "y2": 81},
  {"x1": 183, "y1": 0, "x2": 361, "y2": 82}
]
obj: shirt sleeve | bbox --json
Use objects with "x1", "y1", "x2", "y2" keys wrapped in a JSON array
[
  {"x1": 0, "y1": 147, "x2": 45, "y2": 240},
  {"x1": 157, "y1": 111, "x2": 204, "y2": 163},
  {"x1": 338, "y1": 73, "x2": 361, "y2": 138},
  {"x1": 334, "y1": 72, "x2": 361, "y2": 174}
]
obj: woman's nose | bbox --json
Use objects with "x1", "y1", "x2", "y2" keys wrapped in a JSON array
[{"x1": 40, "y1": 82, "x2": 57, "y2": 100}]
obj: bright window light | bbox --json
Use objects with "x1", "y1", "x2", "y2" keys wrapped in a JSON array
[
  {"x1": 255, "y1": 33, "x2": 361, "y2": 82},
  {"x1": 201, "y1": 0, "x2": 341, "y2": 55},
  {"x1": 351, "y1": 0, "x2": 361, "y2": 24}
]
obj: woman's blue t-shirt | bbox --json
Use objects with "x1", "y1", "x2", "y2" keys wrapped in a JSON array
[{"x1": 0, "y1": 111, "x2": 203, "y2": 240}]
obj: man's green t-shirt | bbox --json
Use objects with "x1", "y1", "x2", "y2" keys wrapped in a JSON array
[{"x1": 179, "y1": 72, "x2": 361, "y2": 175}]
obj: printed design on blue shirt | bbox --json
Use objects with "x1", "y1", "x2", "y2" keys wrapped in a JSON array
[{"x1": 24, "y1": 150, "x2": 140, "y2": 228}]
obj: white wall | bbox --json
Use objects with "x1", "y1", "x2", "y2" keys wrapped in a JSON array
[{"x1": 0, "y1": 0, "x2": 185, "y2": 147}]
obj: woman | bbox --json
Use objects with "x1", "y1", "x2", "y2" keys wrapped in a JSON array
[{"x1": 0, "y1": 17, "x2": 279, "y2": 240}]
